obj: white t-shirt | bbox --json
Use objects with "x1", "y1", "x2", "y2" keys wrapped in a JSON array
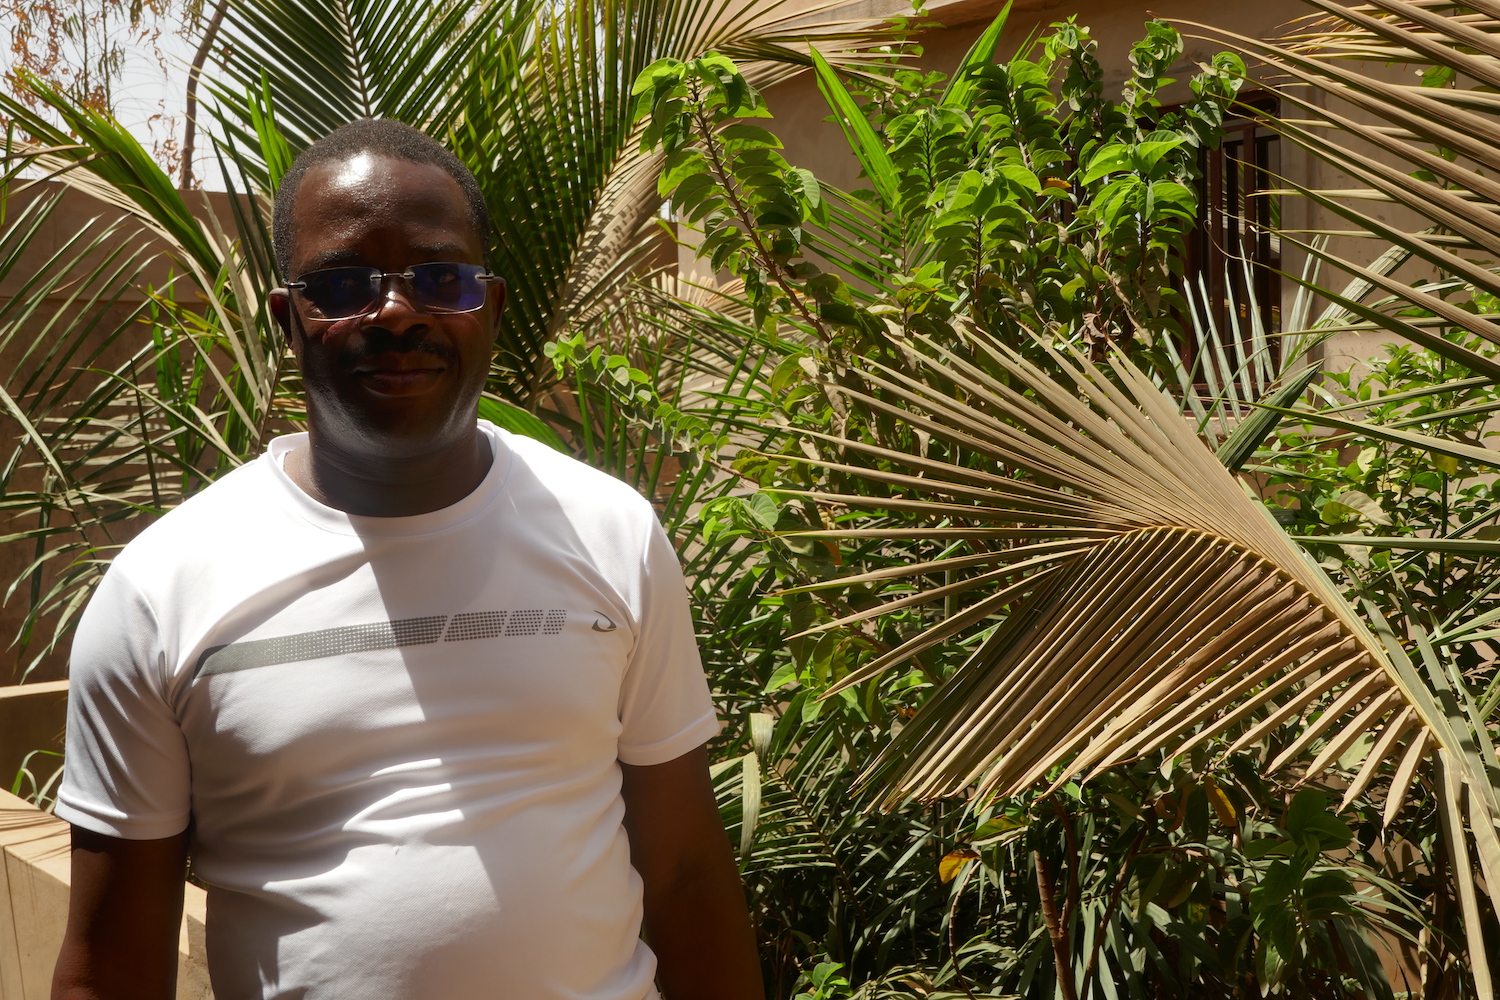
[{"x1": 56, "y1": 420, "x2": 719, "y2": 1000}]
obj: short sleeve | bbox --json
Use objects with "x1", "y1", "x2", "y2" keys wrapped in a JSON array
[
  {"x1": 55, "y1": 567, "x2": 192, "y2": 840},
  {"x1": 616, "y1": 519, "x2": 719, "y2": 766}
]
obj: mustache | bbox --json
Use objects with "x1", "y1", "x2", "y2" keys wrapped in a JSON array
[{"x1": 337, "y1": 328, "x2": 460, "y2": 367}]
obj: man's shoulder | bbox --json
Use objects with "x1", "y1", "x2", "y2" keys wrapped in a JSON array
[
  {"x1": 111, "y1": 456, "x2": 278, "y2": 579},
  {"x1": 498, "y1": 428, "x2": 657, "y2": 524}
]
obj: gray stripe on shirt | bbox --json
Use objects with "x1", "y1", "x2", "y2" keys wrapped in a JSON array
[
  {"x1": 194, "y1": 610, "x2": 570, "y2": 677},
  {"x1": 196, "y1": 615, "x2": 447, "y2": 676}
]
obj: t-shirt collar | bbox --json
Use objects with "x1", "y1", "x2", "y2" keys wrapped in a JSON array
[{"x1": 263, "y1": 420, "x2": 515, "y2": 537}]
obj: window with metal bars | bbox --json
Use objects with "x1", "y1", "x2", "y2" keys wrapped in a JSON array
[{"x1": 1182, "y1": 94, "x2": 1283, "y2": 383}]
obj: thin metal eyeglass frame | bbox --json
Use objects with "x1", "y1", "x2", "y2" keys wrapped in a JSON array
[{"x1": 285, "y1": 263, "x2": 499, "y2": 321}]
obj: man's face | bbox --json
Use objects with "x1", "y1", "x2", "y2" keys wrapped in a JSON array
[{"x1": 270, "y1": 153, "x2": 503, "y2": 460}]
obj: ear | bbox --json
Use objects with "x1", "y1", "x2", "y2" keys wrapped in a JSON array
[
  {"x1": 269, "y1": 288, "x2": 294, "y2": 337},
  {"x1": 269, "y1": 289, "x2": 306, "y2": 365},
  {"x1": 488, "y1": 277, "x2": 507, "y2": 343}
]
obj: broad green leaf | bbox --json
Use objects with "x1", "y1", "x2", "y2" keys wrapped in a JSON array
[
  {"x1": 1133, "y1": 138, "x2": 1188, "y2": 169},
  {"x1": 1146, "y1": 180, "x2": 1196, "y2": 217},
  {"x1": 720, "y1": 123, "x2": 782, "y2": 148},
  {"x1": 659, "y1": 149, "x2": 708, "y2": 197},
  {"x1": 1081, "y1": 143, "x2": 1131, "y2": 185},
  {"x1": 477, "y1": 396, "x2": 567, "y2": 452},
  {"x1": 995, "y1": 162, "x2": 1042, "y2": 195},
  {"x1": 632, "y1": 58, "x2": 687, "y2": 96},
  {"x1": 1285, "y1": 789, "x2": 1354, "y2": 850},
  {"x1": 746, "y1": 492, "x2": 780, "y2": 529},
  {"x1": 1329, "y1": 490, "x2": 1391, "y2": 526}
]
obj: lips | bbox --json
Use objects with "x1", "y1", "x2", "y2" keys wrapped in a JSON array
[{"x1": 351, "y1": 353, "x2": 448, "y2": 397}]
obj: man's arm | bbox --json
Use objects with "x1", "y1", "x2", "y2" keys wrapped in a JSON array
[
  {"x1": 52, "y1": 826, "x2": 188, "y2": 1000},
  {"x1": 620, "y1": 745, "x2": 763, "y2": 1000}
]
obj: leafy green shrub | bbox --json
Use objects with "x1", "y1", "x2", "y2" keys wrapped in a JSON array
[{"x1": 632, "y1": 16, "x2": 1242, "y2": 357}]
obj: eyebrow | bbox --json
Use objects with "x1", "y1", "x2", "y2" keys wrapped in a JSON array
[{"x1": 298, "y1": 242, "x2": 475, "y2": 273}]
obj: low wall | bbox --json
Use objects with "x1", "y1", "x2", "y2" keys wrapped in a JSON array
[
  {"x1": 0, "y1": 789, "x2": 211, "y2": 999},
  {"x1": 0, "y1": 684, "x2": 67, "y2": 798}
]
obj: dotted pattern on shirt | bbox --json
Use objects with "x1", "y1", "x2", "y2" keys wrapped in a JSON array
[
  {"x1": 390, "y1": 617, "x2": 447, "y2": 647},
  {"x1": 504, "y1": 609, "x2": 546, "y2": 636},
  {"x1": 198, "y1": 616, "x2": 445, "y2": 675},
  {"x1": 444, "y1": 612, "x2": 507, "y2": 642},
  {"x1": 198, "y1": 609, "x2": 580, "y2": 678}
]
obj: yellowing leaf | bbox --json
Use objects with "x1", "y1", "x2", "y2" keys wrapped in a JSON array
[
  {"x1": 939, "y1": 847, "x2": 980, "y2": 883},
  {"x1": 1204, "y1": 776, "x2": 1237, "y2": 826},
  {"x1": 1328, "y1": 490, "x2": 1391, "y2": 526}
]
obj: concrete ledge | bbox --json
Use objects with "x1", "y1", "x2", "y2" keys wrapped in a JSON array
[
  {"x1": 0, "y1": 683, "x2": 68, "y2": 799},
  {"x1": 0, "y1": 789, "x2": 211, "y2": 999}
]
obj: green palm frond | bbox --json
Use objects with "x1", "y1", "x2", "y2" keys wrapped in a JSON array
[
  {"x1": 199, "y1": 0, "x2": 903, "y2": 413},
  {"x1": 446, "y1": 0, "x2": 906, "y2": 407},
  {"x1": 208, "y1": 0, "x2": 528, "y2": 150},
  {"x1": 2, "y1": 81, "x2": 283, "y2": 416}
]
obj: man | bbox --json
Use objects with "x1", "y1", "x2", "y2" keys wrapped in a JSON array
[{"x1": 51, "y1": 119, "x2": 762, "y2": 1000}]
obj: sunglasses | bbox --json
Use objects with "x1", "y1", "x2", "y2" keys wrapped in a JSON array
[{"x1": 287, "y1": 262, "x2": 498, "y2": 320}]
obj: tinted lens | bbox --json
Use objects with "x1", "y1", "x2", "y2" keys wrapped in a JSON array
[
  {"x1": 298, "y1": 267, "x2": 379, "y2": 319},
  {"x1": 408, "y1": 262, "x2": 488, "y2": 313}
]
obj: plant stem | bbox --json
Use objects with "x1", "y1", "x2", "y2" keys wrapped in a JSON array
[
  {"x1": 1046, "y1": 794, "x2": 1081, "y2": 929},
  {"x1": 689, "y1": 94, "x2": 831, "y2": 342},
  {"x1": 1034, "y1": 848, "x2": 1079, "y2": 1000}
]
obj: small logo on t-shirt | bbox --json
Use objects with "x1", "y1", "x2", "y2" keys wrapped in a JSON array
[{"x1": 591, "y1": 612, "x2": 618, "y2": 633}]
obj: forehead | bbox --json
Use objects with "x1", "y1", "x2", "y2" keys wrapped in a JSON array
[{"x1": 288, "y1": 153, "x2": 478, "y2": 270}]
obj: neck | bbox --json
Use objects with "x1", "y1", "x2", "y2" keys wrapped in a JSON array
[{"x1": 284, "y1": 425, "x2": 493, "y2": 517}]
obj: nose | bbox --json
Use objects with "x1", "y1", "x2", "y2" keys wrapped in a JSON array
[{"x1": 364, "y1": 273, "x2": 433, "y2": 332}]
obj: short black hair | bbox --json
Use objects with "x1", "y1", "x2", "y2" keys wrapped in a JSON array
[{"x1": 272, "y1": 119, "x2": 490, "y2": 279}]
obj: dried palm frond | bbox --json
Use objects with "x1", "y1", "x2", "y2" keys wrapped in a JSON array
[
  {"x1": 1175, "y1": 6, "x2": 1500, "y2": 977},
  {"x1": 776, "y1": 333, "x2": 1497, "y2": 981},
  {"x1": 1183, "y1": 2, "x2": 1500, "y2": 381}
]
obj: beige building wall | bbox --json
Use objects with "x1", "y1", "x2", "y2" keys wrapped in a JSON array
[
  {"x1": 0, "y1": 683, "x2": 66, "y2": 801},
  {"x1": 763, "y1": 0, "x2": 1314, "y2": 182}
]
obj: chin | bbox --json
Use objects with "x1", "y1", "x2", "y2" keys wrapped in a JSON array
[{"x1": 310, "y1": 392, "x2": 481, "y2": 460}]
